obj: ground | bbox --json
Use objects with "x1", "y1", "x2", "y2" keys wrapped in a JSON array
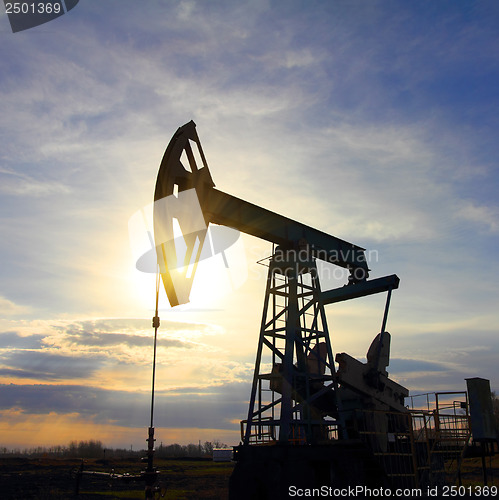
[
  {"x1": 0, "y1": 457, "x2": 233, "y2": 499},
  {"x1": 0, "y1": 454, "x2": 498, "y2": 499}
]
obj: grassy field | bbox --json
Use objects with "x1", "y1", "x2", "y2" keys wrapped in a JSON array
[
  {"x1": 1, "y1": 453, "x2": 498, "y2": 499},
  {"x1": 0, "y1": 457, "x2": 234, "y2": 500},
  {"x1": 458, "y1": 453, "x2": 499, "y2": 487}
]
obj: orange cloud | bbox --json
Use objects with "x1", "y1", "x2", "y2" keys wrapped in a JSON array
[{"x1": 0, "y1": 409, "x2": 239, "y2": 450}]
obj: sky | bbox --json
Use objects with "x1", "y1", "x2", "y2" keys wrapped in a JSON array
[{"x1": 1, "y1": 0, "x2": 499, "y2": 450}]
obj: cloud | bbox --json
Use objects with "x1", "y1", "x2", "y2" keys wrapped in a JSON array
[
  {"x1": 0, "y1": 381, "x2": 249, "y2": 430},
  {"x1": 0, "y1": 318, "x2": 219, "y2": 354},
  {"x1": 0, "y1": 350, "x2": 105, "y2": 380},
  {"x1": 388, "y1": 358, "x2": 447, "y2": 374},
  {"x1": 51, "y1": 318, "x2": 218, "y2": 351},
  {"x1": 0, "y1": 331, "x2": 45, "y2": 349},
  {"x1": 0, "y1": 317, "x2": 245, "y2": 392},
  {"x1": 0, "y1": 296, "x2": 33, "y2": 317},
  {"x1": 456, "y1": 200, "x2": 499, "y2": 233},
  {"x1": 0, "y1": 407, "x2": 240, "y2": 449},
  {"x1": 66, "y1": 331, "x2": 160, "y2": 348},
  {"x1": 388, "y1": 329, "x2": 499, "y2": 395},
  {"x1": 0, "y1": 166, "x2": 70, "y2": 197},
  {"x1": 0, "y1": 368, "x2": 70, "y2": 381}
]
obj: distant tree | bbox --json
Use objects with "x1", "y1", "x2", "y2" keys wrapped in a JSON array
[
  {"x1": 66, "y1": 440, "x2": 104, "y2": 458},
  {"x1": 203, "y1": 441, "x2": 213, "y2": 455},
  {"x1": 167, "y1": 443, "x2": 185, "y2": 457},
  {"x1": 212, "y1": 439, "x2": 227, "y2": 449},
  {"x1": 68, "y1": 440, "x2": 78, "y2": 457},
  {"x1": 186, "y1": 443, "x2": 201, "y2": 457}
]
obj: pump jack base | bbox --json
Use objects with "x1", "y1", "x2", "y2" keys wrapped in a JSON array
[{"x1": 229, "y1": 441, "x2": 388, "y2": 500}]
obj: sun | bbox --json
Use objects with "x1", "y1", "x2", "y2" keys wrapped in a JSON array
[
  {"x1": 188, "y1": 225, "x2": 247, "y2": 308},
  {"x1": 128, "y1": 201, "x2": 247, "y2": 312}
]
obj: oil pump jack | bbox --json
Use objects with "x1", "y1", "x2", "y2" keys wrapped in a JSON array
[{"x1": 153, "y1": 121, "x2": 410, "y2": 498}]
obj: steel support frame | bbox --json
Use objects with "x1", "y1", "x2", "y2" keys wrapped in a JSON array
[{"x1": 243, "y1": 254, "x2": 345, "y2": 445}]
